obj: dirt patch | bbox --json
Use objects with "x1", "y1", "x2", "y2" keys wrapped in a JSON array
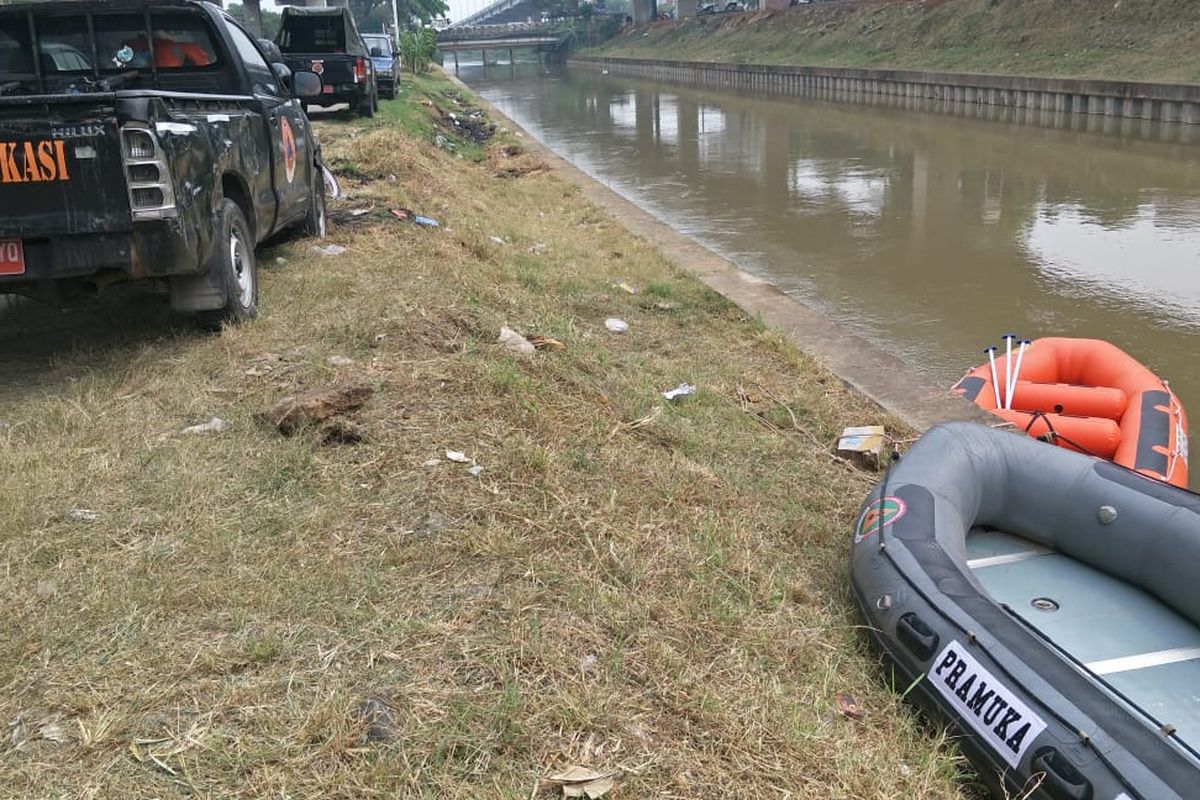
[
  {"x1": 258, "y1": 382, "x2": 374, "y2": 436},
  {"x1": 486, "y1": 143, "x2": 548, "y2": 178}
]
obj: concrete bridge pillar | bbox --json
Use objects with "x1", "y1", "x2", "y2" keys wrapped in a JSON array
[
  {"x1": 241, "y1": 0, "x2": 264, "y2": 36},
  {"x1": 632, "y1": 0, "x2": 658, "y2": 23}
]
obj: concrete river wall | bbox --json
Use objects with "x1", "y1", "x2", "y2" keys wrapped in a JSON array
[{"x1": 571, "y1": 56, "x2": 1200, "y2": 127}]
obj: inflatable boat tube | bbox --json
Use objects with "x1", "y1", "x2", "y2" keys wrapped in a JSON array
[
  {"x1": 851, "y1": 423, "x2": 1200, "y2": 800},
  {"x1": 953, "y1": 337, "x2": 1188, "y2": 488}
]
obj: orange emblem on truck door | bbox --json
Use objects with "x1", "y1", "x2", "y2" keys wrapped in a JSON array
[{"x1": 0, "y1": 140, "x2": 70, "y2": 183}]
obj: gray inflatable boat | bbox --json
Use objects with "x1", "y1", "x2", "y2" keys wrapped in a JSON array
[{"x1": 850, "y1": 422, "x2": 1200, "y2": 800}]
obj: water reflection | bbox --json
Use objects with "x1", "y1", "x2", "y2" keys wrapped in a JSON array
[{"x1": 463, "y1": 64, "x2": 1200, "y2": 462}]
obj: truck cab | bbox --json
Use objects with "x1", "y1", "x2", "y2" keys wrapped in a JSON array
[
  {"x1": 361, "y1": 33, "x2": 397, "y2": 100},
  {"x1": 0, "y1": 0, "x2": 328, "y2": 322},
  {"x1": 274, "y1": 7, "x2": 378, "y2": 118}
]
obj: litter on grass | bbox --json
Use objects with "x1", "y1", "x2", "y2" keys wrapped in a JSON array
[
  {"x1": 547, "y1": 766, "x2": 615, "y2": 799},
  {"x1": 836, "y1": 425, "x2": 886, "y2": 471},
  {"x1": 662, "y1": 383, "x2": 697, "y2": 401},
  {"x1": 389, "y1": 208, "x2": 439, "y2": 227},
  {"x1": 489, "y1": 235, "x2": 506, "y2": 245},
  {"x1": 612, "y1": 281, "x2": 638, "y2": 295},
  {"x1": 313, "y1": 244, "x2": 347, "y2": 257},
  {"x1": 604, "y1": 318, "x2": 629, "y2": 334},
  {"x1": 320, "y1": 163, "x2": 342, "y2": 198},
  {"x1": 528, "y1": 335, "x2": 566, "y2": 351},
  {"x1": 181, "y1": 417, "x2": 227, "y2": 435},
  {"x1": 467, "y1": 465, "x2": 484, "y2": 477},
  {"x1": 445, "y1": 450, "x2": 471, "y2": 463},
  {"x1": 498, "y1": 326, "x2": 536, "y2": 355},
  {"x1": 836, "y1": 691, "x2": 865, "y2": 719},
  {"x1": 68, "y1": 508, "x2": 100, "y2": 523}
]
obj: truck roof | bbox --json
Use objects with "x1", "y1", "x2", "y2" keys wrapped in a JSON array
[
  {"x1": 0, "y1": 0, "x2": 212, "y2": 12},
  {"x1": 278, "y1": 6, "x2": 356, "y2": 17}
]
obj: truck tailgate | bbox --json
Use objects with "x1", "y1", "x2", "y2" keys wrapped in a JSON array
[
  {"x1": 285, "y1": 54, "x2": 357, "y2": 88},
  {"x1": 0, "y1": 107, "x2": 132, "y2": 238}
]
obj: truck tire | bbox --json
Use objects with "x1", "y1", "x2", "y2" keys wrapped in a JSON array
[
  {"x1": 358, "y1": 90, "x2": 375, "y2": 118},
  {"x1": 303, "y1": 165, "x2": 327, "y2": 238},
  {"x1": 197, "y1": 199, "x2": 257, "y2": 326}
]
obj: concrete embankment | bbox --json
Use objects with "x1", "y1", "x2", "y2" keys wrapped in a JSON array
[{"x1": 571, "y1": 55, "x2": 1200, "y2": 126}]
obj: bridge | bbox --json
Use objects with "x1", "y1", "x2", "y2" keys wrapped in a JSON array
[
  {"x1": 437, "y1": 23, "x2": 571, "y2": 72},
  {"x1": 454, "y1": 0, "x2": 660, "y2": 26}
]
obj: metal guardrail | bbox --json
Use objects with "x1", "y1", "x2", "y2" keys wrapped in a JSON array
[{"x1": 437, "y1": 22, "x2": 564, "y2": 42}]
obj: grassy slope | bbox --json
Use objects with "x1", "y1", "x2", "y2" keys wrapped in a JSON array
[
  {"x1": 0, "y1": 72, "x2": 968, "y2": 797},
  {"x1": 589, "y1": 0, "x2": 1200, "y2": 83}
]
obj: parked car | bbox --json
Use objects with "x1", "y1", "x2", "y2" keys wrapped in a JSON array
[
  {"x1": 0, "y1": 0, "x2": 328, "y2": 322},
  {"x1": 361, "y1": 33, "x2": 398, "y2": 100},
  {"x1": 274, "y1": 6, "x2": 378, "y2": 117}
]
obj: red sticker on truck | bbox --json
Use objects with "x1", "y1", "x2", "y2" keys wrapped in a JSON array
[{"x1": 281, "y1": 117, "x2": 297, "y2": 183}]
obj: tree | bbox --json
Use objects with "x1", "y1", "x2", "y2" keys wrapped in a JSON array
[{"x1": 348, "y1": 0, "x2": 449, "y2": 31}]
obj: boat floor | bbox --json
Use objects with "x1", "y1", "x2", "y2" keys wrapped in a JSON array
[{"x1": 966, "y1": 528, "x2": 1200, "y2": 749}]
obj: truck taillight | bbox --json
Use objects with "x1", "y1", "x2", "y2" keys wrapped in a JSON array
[
  {"x1": 354, "y1": 57, "x2": 366, "y2": 83},
  {"x1": 121, "y1": 124, "x2": 176, "y2": 221}
]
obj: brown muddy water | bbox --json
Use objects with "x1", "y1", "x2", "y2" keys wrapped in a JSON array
[{"x1": 462, "y1": 62, "x2": 1200, "y2": 470}]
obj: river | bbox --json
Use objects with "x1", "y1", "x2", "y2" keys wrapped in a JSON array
[{"x1": 460, "y1": 62, "x2": 1200, "y2": 456}]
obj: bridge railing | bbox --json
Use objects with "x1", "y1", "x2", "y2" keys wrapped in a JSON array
[{"x1": 437, "y1": 22, "x2": 563, "y2": 42}]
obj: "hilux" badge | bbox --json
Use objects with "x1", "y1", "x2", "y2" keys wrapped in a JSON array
[
  {"x1": 930, "y1": 640, "x2": 1048, "y2": 767},
  {"x1": 0, "y1": 140, "x2": 71, "y2": 183}
]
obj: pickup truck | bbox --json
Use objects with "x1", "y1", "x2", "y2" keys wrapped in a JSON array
[
  {"x1": 0, "y1": 0, "x2": 330, "y2": 324},
  {"x1": 275, "y1": 6, "x2": 378, "y2": 118},
  {"x1": 361, "y1": 33, "x2": 397, "y2": 101}
]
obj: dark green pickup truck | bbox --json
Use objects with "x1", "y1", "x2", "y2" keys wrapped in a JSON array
[{"x1": 0, "y1": 0, "x2": 332, "y2": 323}]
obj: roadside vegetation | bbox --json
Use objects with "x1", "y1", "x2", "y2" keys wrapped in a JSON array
[
  {"x1": 0, "y1": 71, "x2": 969, "y2": 796},
  {"x1": 589, "y1": 0, "x2": 1200, "y2": 83}
]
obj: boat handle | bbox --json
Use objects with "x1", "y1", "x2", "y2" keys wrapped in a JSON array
[
  {"x1": 1030, "y1": 747, "x2": 1092, "y2": 800},
  {"x1": 896, "y1": 612, "x2": 940, "y2": 661}
]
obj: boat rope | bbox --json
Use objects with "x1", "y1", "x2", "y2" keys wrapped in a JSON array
[{"x1": 1023, "y1": 410, "x2": 1105, "y2": 460}]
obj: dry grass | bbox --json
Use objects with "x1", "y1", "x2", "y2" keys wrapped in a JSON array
[
  {"x1": 592, "y1": 0, "x2": 1200, "y2": 84},
  {"x1": 0, "y1": 72, "x2": 972, "y2": 797}
]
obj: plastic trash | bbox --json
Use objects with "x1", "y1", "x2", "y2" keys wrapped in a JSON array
[
  {"x1": 467, "y1": 465, "x2": 484, "y2": 477},
  {"x1": 313, "y1": 244, "x2": 347, "y2": 256},
  {"x1": 661, "y1": 383, "x2": 697, "y2": 401},
  {"x1": 489, "y1": 235, "x2": 505, "y2": 245},
  {"x1": 389, "y1": 208, "x2": 413, "y2": 221},
  {"x1": 613, "y1": 281, "x2": 638, "y2": 295},
  {"x1": 604, "y1": 318, "x2": 629, "y2": 333},
  {"x1": 498, "y1": 326, "x2": 536, "y2": 355},
  {"x1": 320, "y1": 163, "x2": 342, "y2": 199},
  {"x1": 181, "y1": 417, "x2": 227, "y2": 435},
  {"x1": 414, "y1": 215, "x2": 440, "y2": 228},
  {"x1": 445, "y1": 450, "x2": 471, "y2": 463}
]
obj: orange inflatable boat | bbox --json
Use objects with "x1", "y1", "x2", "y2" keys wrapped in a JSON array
[{"x1": 953, "y1": 337, "x2": 1189, "y2": 488}]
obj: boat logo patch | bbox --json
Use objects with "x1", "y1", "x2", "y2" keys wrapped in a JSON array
[
  {"x1": 854, "y1": 496, "x2": 906, "y2": 543},
  {"x1": 930, "y1": 640, "x2": 1048, "y2": 768}
]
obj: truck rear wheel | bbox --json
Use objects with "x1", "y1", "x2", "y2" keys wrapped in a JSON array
[
  {"x1": 303, "y1": 165, "x2": 327, "y2": 238},
  {"x1": 197, "y1": 199, "x2": 257, "y2": 326},
  {"x1": 358, "y1": 90, "x2": 376, "y2": 118}
]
